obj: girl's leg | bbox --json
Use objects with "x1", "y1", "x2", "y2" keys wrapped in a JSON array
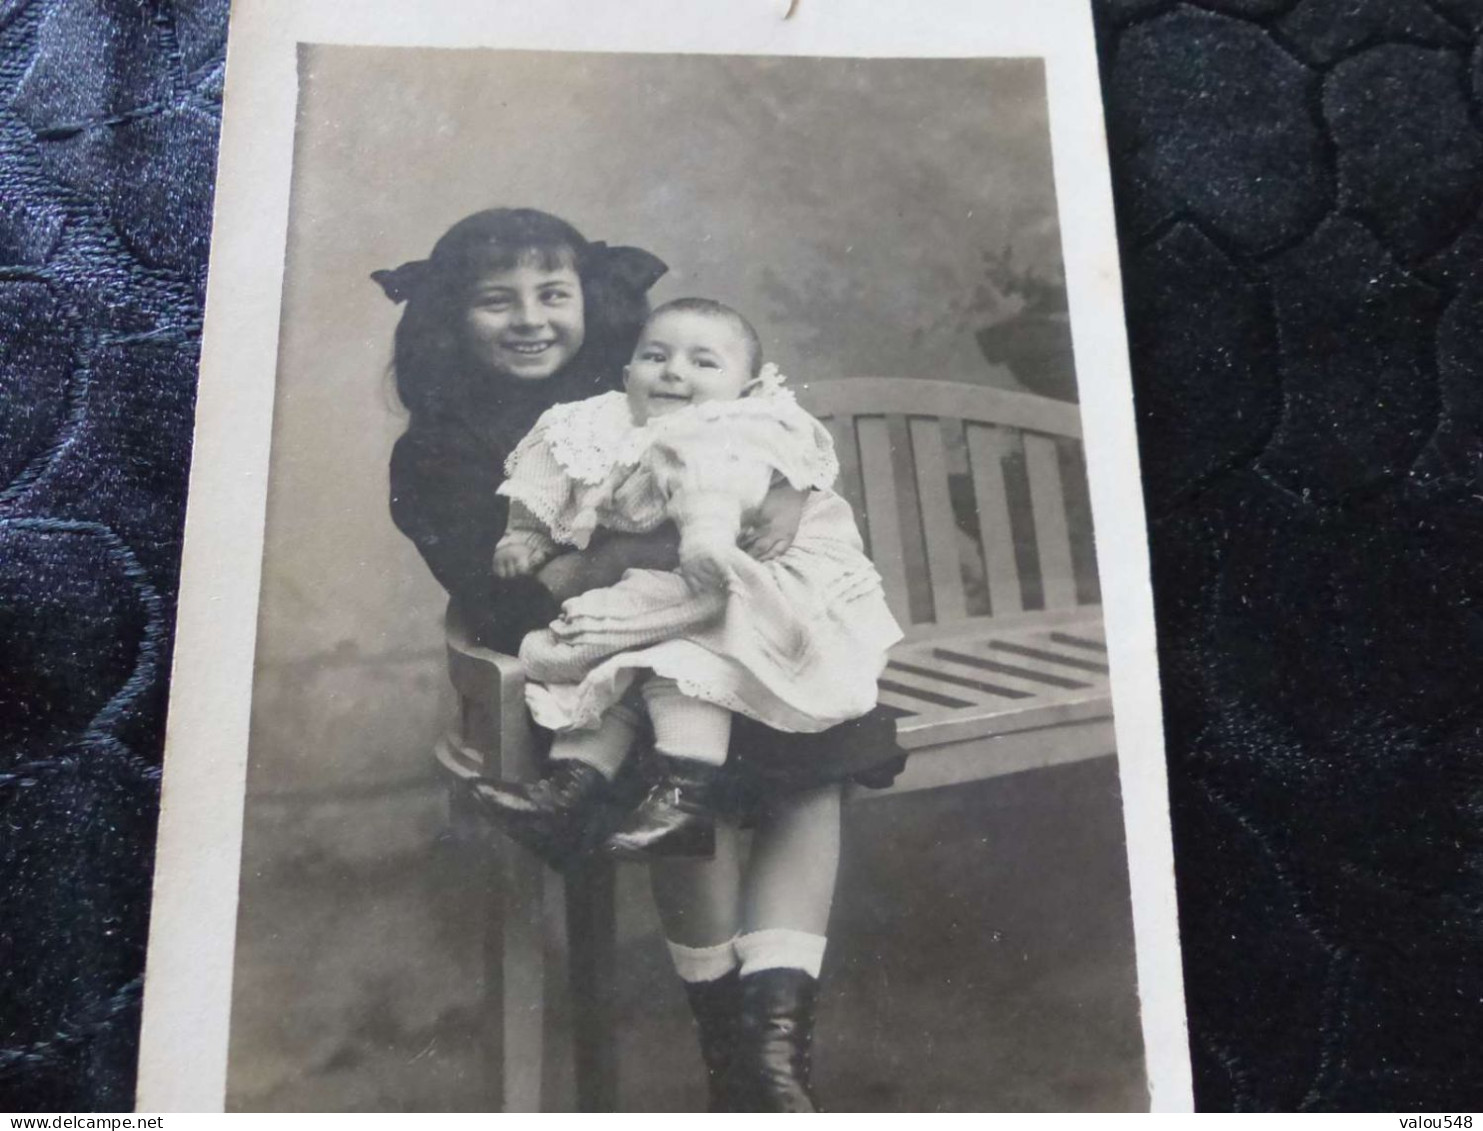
[
  {"x1": 741, "y1": 784, "x2": 841, "y2": 942},
  {"x1": 730, "y1": 784, "x2": 843, "y2": 1113},
  {"x1": 648, "y1": 802, "x2": 746, "y2": 1109},
  {"x1": 650, "y1": 821, "x2": 744, "y2": 947},
  {"x1": 632, "y1": 686, "x2": 743, "y2": 1109}
]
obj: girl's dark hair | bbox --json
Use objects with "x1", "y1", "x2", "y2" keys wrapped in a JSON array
[{"x1": 375, "y1": 208, "x2": 666, "y2": 419}]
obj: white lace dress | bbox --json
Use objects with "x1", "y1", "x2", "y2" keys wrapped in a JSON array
[{"x1": 494, "y1": 376, "x2": 903, "y2": 737}]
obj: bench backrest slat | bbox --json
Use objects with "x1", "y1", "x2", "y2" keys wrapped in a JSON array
[
  {"x1": 908, "y1": 417, "x2": 967, "y2": 622},
  {"x1": 797, "y1": 377, "x2": 1092, "y2": 630},
  {"x1": 854, "y1": 415, "x2": 911, "y2": 622},
  {"x1": 1023, "y1": 433, "x2": 1078, "y2": 610},
  {"x1": 965, "y1": 423, "x2": 1025, "y2": 617},
  {"x1": 822, "y1": 414, "x2": 867, "y2": 527}
]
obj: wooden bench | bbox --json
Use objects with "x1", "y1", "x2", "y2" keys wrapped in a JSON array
[
  {"x1": 434, "y1": 375, "x2": 1113, "y2": 1110},
  {"x1": 803, "y1": 377, "x2": 1112, "y2": 795}
]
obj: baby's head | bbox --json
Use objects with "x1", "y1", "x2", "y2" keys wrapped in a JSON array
[{"x1": 624, "y1": 298, "x2": 764, "y2": 423}]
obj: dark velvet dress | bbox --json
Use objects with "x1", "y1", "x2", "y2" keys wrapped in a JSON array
[{"x1": 389, "y1": 362, "x2": 906, "y2": 800}]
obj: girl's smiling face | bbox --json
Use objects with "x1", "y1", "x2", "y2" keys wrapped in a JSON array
[{"x1": 462, "y1": 256, "x2": 586, "y2": 381}]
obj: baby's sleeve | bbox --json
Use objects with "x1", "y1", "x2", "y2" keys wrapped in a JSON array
[
  {"x1": 495, "y1": 408, "x2": 576, "y2": 548},
  {"x1": 653, "y1": 428, "x2": 777, "y2": 563},
  {"x1": 494, "y1": 499, "x2": 560, "y2": 565},
  {"x1": 765, "y1": 396, "x2": 840, "y2": 492}
]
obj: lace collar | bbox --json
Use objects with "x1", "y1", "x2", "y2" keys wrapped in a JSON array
[
  {"x1": 539, "y1": 392, "x2": 635, "y2": 484},
  {"x1": 534, "y1": 365, "x2": 804, "y2": 483}
]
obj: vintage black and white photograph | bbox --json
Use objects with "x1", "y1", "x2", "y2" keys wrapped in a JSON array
[{"x1": 136, "y1": 0, "x2": 1189, "y2": 1113}]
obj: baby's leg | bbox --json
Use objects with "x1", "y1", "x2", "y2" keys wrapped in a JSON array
[
  {"x1": 635, "y1": 685, "x2": 740, "y2": 943},
  {"x1": 468, "y1": 696, "x2": 642, "y2": 870},
  {"x1": 642, "y1": 676, "x2": 733, "y2": 766},
  {"x1": 547, "y1": 699, "x2": 642, "y2": 780},
  {"x1": 520, "y1": 570, "x2": 726, "y2": 684},
  {"x1": 604, "y1": 678, "x2": 732, "y2": 860}
]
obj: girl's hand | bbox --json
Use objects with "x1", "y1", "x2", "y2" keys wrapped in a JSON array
[
  {"x1": 534, "y1": 551, "x2": 589, "y2": 601},
  {"x1": 741, "y1": 482, "x2": 806, "y2": 562},
  {"x1": 494, "y1": 542, "x2": 544, "y2": 578}
]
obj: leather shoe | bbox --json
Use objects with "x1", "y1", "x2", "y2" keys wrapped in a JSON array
[
  {"x1": 604, "y1": 757, "x2": 721, "y2": 859},
  {"x1": 468, "y1": 760, "x2": 611, "y2": 869}
]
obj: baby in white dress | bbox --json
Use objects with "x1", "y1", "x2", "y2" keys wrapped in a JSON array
[{"x1": 482, "y1": 298, "x2": 901, "y2": 858}]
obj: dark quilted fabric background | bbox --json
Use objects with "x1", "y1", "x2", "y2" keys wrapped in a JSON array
[{"x1": 2, "y1": 0, "x2": 1480, "y2": 1112}]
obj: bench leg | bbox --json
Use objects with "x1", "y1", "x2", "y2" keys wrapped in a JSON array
[
  {"x1": 449, "y1": 713, "x2": 615, "y2": 1110},
  {"x1": 566, "y1": 859, "x2": 619, "y2": 1112},
  {"x1": 478, "y1": 838, "x2": 617, "y2": 1113},
  {"x1": 476, "y1": 834, "x2": 548, "y2": 1112}
]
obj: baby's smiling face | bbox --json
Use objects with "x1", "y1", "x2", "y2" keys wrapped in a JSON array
[{"x1": 624, "y1": 309, "x2": 755, "y2": 424}]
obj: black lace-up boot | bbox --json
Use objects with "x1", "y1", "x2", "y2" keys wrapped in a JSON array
[
  {"x1": 683, "y1": 970, "x2": 744, "y2": 1111},
  {"x1": 731, "y1": 968, "x2": 821, "y2": 1112}
]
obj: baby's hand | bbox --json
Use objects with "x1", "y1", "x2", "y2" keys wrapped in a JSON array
[
  {"x1": 741, "y1": 482, "x2": 805, "y2": 563},
  {"x1": 494, "y1": 542, "x2": 544, "y2": 578},
  {"x1": 742, "y1": 527, "x2": 794, "y2": 563},
  {"x1": 679, "y1": 540, "x2": 733, "y2": 593}
]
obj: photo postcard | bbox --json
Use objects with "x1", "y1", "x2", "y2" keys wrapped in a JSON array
[{"x1": 135, "y1": 0, "x2": 1193, "y2": 1112}]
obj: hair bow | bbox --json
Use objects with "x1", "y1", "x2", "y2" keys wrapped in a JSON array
[
  {"x1": 371, "y1": 259, "x2": 431, "y2": 304},
  {"x1": 585, "y1": 241, "x2": 668, "y2": 293}
]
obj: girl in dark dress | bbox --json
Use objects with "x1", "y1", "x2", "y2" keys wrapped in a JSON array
[{"x1": 378, "y1": 208, "x2": 905, "y2": 1111}]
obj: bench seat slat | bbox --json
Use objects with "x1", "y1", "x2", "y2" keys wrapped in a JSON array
[
  {"x1": 963, "y1": 638, "x2": 1110, "y2": 686},
  {"x1": 891, "y1": 690, "x2": 1113, "y2": 750},
  {"x1": 1022, "y1": 619, "x2": 1107, "y2": 649},
  {"x1": 858, "y1": 718, "x2": 1116, "y2": 796},
  {"x1": 1049, "y1": 630, "x2": 1108, "y2": 653},
  {"x1": 924, "y1": 647, "x2": 1093, "y2": 694},
  {"x1": 878, "y1": 664, "x2": 1003, "y2": 710},
  {"x1": 988, "y1": 639, "x2": 1110, "y2": 675},
  {"x1": 883, "y1": 619, "x2": 1109, "y2": 699},
  {"x1": 887, "y1": 656, "x2": 1035, "y2": 701},
  {"x1": 877, "y1": 685, "x2": 931, "y2": 717}
]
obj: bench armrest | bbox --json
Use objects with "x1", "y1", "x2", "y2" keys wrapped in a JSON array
[{"x1": 442, "y1": 606, "x2": 539, "y2": 781}]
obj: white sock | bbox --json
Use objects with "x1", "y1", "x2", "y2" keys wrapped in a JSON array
[
  {"x1": 547, "y1": 705, "x2": 639, "y2": 781},
  {"x1": 735, "y1": 928, "x2": 827, "y2": 979},
  {"x1": 644, "y1": 679, "x2": 732, "y2": 767},
  {"x1": 666, "y1": 936, "x2": 739, "y2": 984}
]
